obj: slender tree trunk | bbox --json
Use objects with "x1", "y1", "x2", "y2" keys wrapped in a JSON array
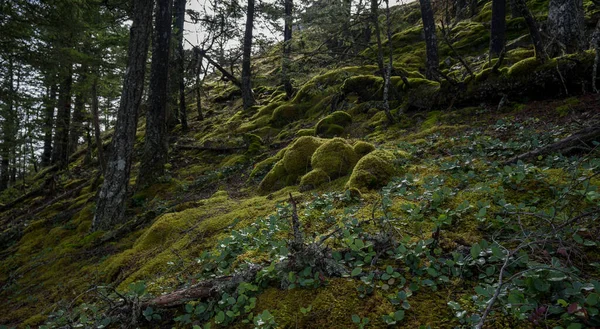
[
  {"x1": 195, "y1": 51, "x2": 207, "y2": 121},
  {"x1": 92, "y1": 0, "x2": 153, "y2": 231},
  {"x1": 282, "y1": 0, "x2": 294, "y2": 99},
  {"x1": 0, "y1": 58, "x2": 15, "y2": 192},
  {"x1": 41, "y1": 83, "x2": 57, "y2": 167},
  {"x1": 489, "y1": 0, "x2": 506, "y2": 58},
  {"x1": 69, "y1": 69, "x2": 87, "y2": 155},
  {"x1": 509, "y1": 0, "x2": 521, "y2": 18},
  {"x1": 241, "y1": 0, "x2": 255, "y2": 111},
  {"x1": 371, "y1": 0, "x2": 385, "y2": 75},
  {"x1": 51, "y1": 63, "x2": 73, "y2": 169},
  {"x1": 172, "y1": 0, "x2": 187, "y2": 132},
  {"x1": 546, "y1": 0, "x2": 584, "y2": 56},
  {"x1": 419, "y1": 0, "x2": 439, "y2": 79},
  {"x1": 515, "y1": 0, "x2": 547, "y2": 62},
  {"x1": 382, "y1": 0, "x2": 395, "y2": 124},
  {"x1": 137, "y1": 0, "x2": 172, "y2": 189},
  {"x1": 91, "y1": 75, "x2": 106, "y2": 172}
]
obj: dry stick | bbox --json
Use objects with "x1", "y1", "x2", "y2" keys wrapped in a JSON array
[{"x1": 440, "y1": 20, "x2": 475, "y2": 79}]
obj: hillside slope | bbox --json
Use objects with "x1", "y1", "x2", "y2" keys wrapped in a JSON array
[{"x1": 1, "y1": 0, "x2": 600, "y2": 328}]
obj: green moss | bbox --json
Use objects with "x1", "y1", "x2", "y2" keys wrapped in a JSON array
[
  {"x1": 282, "y1": 136, "x2": 325, "y2": 176},
  {"x1": 311, "y1": 138, "x2": 359, "y2": 178},
  {"x1": 353, "y1": 141, "x2": 376, "y2": 158},
  {"x1": 421, "y1": 110, "x2": 442, "y2": 129},
  {"x1": 244, "y1": 133, "x2": 263, "y2": 155},
  {"x1": 341, "y1": 75, "x2": 383, "y2": 101},
  {"x1": 296, "y1": 128, "x2": 315, "y2": 137},
  {"x1": 346, "y1": 150, "x2": 398, "y2": 190},
  {"x1": 270, "y1": 104, "x2": 303, "y2": 127},
  {"x1": 299, "y1": 169, "x2": 331, "y2": 190},
  {"x1": 507, "y1": 57, "x2": 542, "y2": 76},
  {"x1": 315, "y1": 111, "x2": 353, "y2": 137}
]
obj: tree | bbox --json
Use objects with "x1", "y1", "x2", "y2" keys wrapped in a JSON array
[
  {"x1": 92, "y1": 0, "x2": 154, "y2": 231},
  {"x1": 50, "y1": 63, "x2": 73, "y2": 168},
  {"x1": 371, "y1": 0, "x2": 385, "y2": 75},
  {"x1": 69, "y1": 66, "x2": 88, "y2": 155},
  {"x1": 514, "y1": 0, "x2": 546, "y2": 62},
  {"x1": 169, "y1": 0, "x2": 187, "y2": 132},
  {"x1": 41, "y1": 81, "x2": 57, "y2": 167},
  {"x1": 282, "y1": 0, "x2": 294, "y2": 99},
  {"x1": 419, "y1": 0, "x2": 439, "y2": 79},
  {"x1": 137, "y1": 0, "x2": 173, "y2": 189},
  {"x1": 489, "y1": 0, "x2": 506, "y2": 58},
  {"x1": 242, "y1": 0, "x2": 255, "y2": 111},
  {"x1": 546, "y1": 0, "x2": 584, "y2": 56}
]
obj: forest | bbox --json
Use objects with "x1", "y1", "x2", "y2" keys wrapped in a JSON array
[{"x1": 0, "y1": 0, "x2": 599, "y2": 327}]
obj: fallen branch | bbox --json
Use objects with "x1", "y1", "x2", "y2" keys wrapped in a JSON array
[{"x1": 504, "y1": 125, "x2": 600, "y2": 164}]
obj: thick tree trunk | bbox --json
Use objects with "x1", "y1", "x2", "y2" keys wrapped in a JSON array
[
  {"x1": 51, "y1": 64, "x2": 73, "y2": 169},
  {"x1": 69, "y1": 69, "x2": 87, "y2": 155},
  {"x1": 241, "y1": 0, "x2": 255, "y2": 111},
  {"x1": 41, "y1": 83, "x2": 57, "y2": 167},
  {"x1": 282, "y1": 0, "x2": 294, "y2": 99},
  {"x1": 172, "y1": 0, "x2": 187, "y2": 132},
  {"x1": 91, "y1": 75, "x2": 106, "y2": 173},
  {"x1": 419, "y1": 0, "x2": 439, "y2": 79},
  {"x1": 92, "y1": 0, "x2": 153, "y2": 231},
  {"x1": 137, "y1": 0, "x2": 172, "y2": 189},
  {"x1": 546, "y1": 0, "x2": 584, "y2": 57},
  {"x1": 489, "y1": 0, "x2": 506, "y2": 58},
  {"x1": 515, "y1": 0, "x2": 547, "y2": 62}
]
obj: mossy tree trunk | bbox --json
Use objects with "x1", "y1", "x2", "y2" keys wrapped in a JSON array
[
  {"x1": 546, "y1": 0, "x2": 584, "y2": 57},
  {"x1": 419, "y1": 0, "x2": 439, "y2": 79},
  {"x1": 515, "y1": 0, "x2": 547, "y2": 62},
  {"x1": 92, "y1": 0, "x2": 153, "y2": 231},
  {"x1": 282, "y1": 0, "x2": 294, "y2": 99},
  {"x1": 172, "y1": 0, "x2": 187, "y2": 132},
  {"x1": 51, "y1": 63, "x2": 73, "y2": 169},
  {"x1": 489, "y1": 0, "x2": 506, "y2": 58},
  {"x1": 137, "y1": 0, "x2": 172, "y2": 190},
  {"x1": 242, "y1": 0, "x2": 255, "y2": 111},
  {"x1": 41, "y1": 82, "x2": 57, "y2": 167}
]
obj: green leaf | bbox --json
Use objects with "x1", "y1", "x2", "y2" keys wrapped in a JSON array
[
  {"x1": 394, "y1": 310, "x2": 405, "y2": 321},
  {"x1": 352, "y1": 314, "x2": 361, "y2": 323},
  {"x1": 215, "y1": 311, "x2": 225, "y2": 324},
  {"x1": 447, "y1": 301, "x2": 461, "y2": 311},
  {"x1": 586, "y1": 293, "x2": 599, "y2": 306},
  {"x1": 351, "y1": 267, "x2": 362, "y2": 277},
  {"x1": 386, "y1": 266, "x2": 394, "y2": 275},
  {"x1": 470, "y1": 243, "x2": 482, "y2": 259}
]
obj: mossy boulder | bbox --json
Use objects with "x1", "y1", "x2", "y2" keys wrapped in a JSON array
[
  {"x1": 315, "y1": 111, "x2": 353, "y2": 137},
  {"x1": 270, "y1": 104, "x2": 303, "y2": 127},
  {"x1": 341, "y1": 75, "x2": 383, "y2": 102},
  {"x1": 299, "y1": 169, "x2": 331, "y2": 190},
  {"x1": 296, "y1": 128, "x2": 315, "y2": 137},
  {"x1": 282, "y1": 136, "x2": 325, "y2": 176},
  {"x1": 353, "y1": 141, "x2": 376, "y2": 157},
  {"x1": 258, "y1": 161, "x2": 290, "y2": 193},
  {"x1": 346, "y1": 150, "x2": 397, "y2": 190},
  {"x1": 311, "y1": 138, "x2": 359, "y2": 178}
]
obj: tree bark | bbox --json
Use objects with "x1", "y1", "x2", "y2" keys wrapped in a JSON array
[
  {"x1": 371, "y1": 0, "x2": 385, "y2": 75},
  {"x1": 91, "y1": 75, "x2": 106, "y2": 173},
  {"x1": 51, "y1": 63, "x2": 73, "y2": 169},
  {"x1": 489, "y1": 0, "x2": 506, "y2": 58},
  {"x1": 172, "y1": 0, "x2": 187, "y2": 132},
  {"x1": 92, "y1": 0, "x2": 153, "y2": 231},
  {"x1": 546, "y1": 0, "x2": 584, "y2": 57},
  {"x1": 195, "y1": 51, "x2": 205, "y2": 121},
  {"x1": 241, "y1": 0, "x2": 255, "y2": 111},
  {"x1": 515, "y1": 0, "x2": 547, "y2": 62},
  {"x1": 282, "y1": 0, "x2": 294, "y2": 99},
  {"x1": 419, "y1": 0, "x2": 439, "y2": 80},
  {"x1": 41, "y1": 83, "x2": 57, "y2": 167},
  {"x1": 0, "y1": 58, "x2": 15, "y2": 192},
  {"x1": 69, "y1": 68, "x2": 88, "y2": 155},
  {"x1": 137, "y1": 0, "x2": 172, "y2": 190},
  {"x1": 509, "y1": 0, "x2": 521, "y2": 18}
]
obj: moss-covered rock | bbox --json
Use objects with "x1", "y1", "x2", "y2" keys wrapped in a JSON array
[
  {"x1": 353, "y1": 141, "x2": 376, "y2": 158},
  {"x1": 282, "y1": 136, "x2": 324, "y2": 176},
  {"x1": 341, "y1": 75, "x2": 383, "y2": 102},
  {"x1": 315, "y1": 111, "x2": 352, "y2": 137},
  {"x1": 296, "y1": 128, "x2": 315, "y2": 137},
  {"x1": 299, "y1": 169, "x2": 331, "y2": 190},
  {"x1": 244, "y1": 133, "x2": 263, "y2": 154},
  {"x1": 270, "y1": 104, "x2": 302, "y2": 127},
  {"x1": 258, "y1": 161, "x2": 289, "y2": 193},
  {"x1": 311, "y1": 138, "x2": 359, "y2": 178},
  {"x1": 345, "y1": 150, "x2": 397, "y2": 190}
]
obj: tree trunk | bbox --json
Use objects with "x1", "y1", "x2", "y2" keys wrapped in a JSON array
[
  {"x1": 91, "y1": 75, "x2": 106, "y2": 173},
  {"x1": 371, "y1": 0, "x2": 385, "y2": 75},
  {"x1": 382, "y1": 0, "x2": 395, "y2": 124},
  {"x1": 419, "y1": 0, "x2": 439, "y2": 79},
  {"x1": 0, "y1": 58, "x2": 15, "y2": 192},
  {"x1": 509, "y1": 0, "x2": 521, "y2": 18},
  {"x1": 282, "y1": 0, "x2": 294, "y2": 99},
  {"x1": 51, "y1": 63, "x2": 73, "y2": 169},
  {"x1": 92, "y1": 0, "x2": 153, "y2": 231},
  {"x1": 172, "y1": 0, "x2": 187, "y2": 132},
  {"x1": 241, "y1": 0, "x2": 255, "y2": 111},
  {"x1": 41, "y1": 83, "x2": 57, "y2": 167},
  {"x1": 515, "y1": 0, "x2": 547, "y2": 62},
  {"x1": 456, "y1": 0, "x2": 467, "y2": 19},
  {"x1": 489, "y1": 0, "x2": 506, "y2": 58},
  {"x1": 137, "y1": 0, "x2": 172, "y2": 190},
  {"x1": 546, "y1": 0, "x2": 584, "y2": 57},
  {"x1": 195, "y1": 51, "x2": 204, "y2": 121},
  {"x1": 69, "y1": 69, "x2": 87, "y2": 155}
]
